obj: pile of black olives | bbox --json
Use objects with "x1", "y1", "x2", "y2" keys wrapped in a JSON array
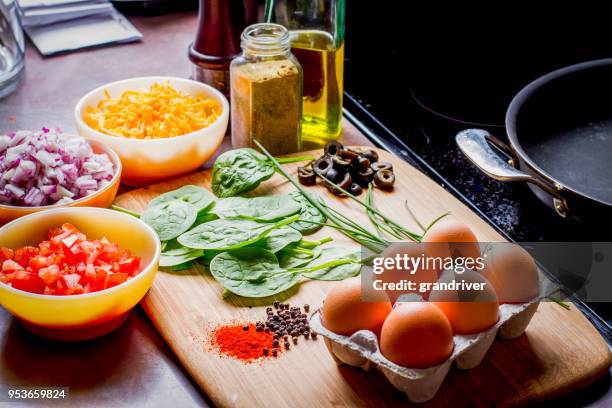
[{"x1": 297, "y1": 141, "x2": 395, "y2": 196}]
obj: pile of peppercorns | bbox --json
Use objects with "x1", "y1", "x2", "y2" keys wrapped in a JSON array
[{"x1": 244, "y1": 300, "x2": 317, "y2": 358}]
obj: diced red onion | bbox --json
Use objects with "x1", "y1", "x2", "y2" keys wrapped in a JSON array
[
  {"x1": 0, "y1": 135, "x2": 10, "y2": 153},
  {"x1": 0, "y1": 129, "x2": 115, "y2": 207},
  {"x1": 5, "y1": 184, "x2": 25, "y2": 199}
]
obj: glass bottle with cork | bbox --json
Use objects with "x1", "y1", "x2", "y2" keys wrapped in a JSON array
[
  {"x1": 267, "y1": 0, "x2": 345, "y2": 149},
  {"x1": 230, "y1": 23, "x2": 303, "y2": 155}
]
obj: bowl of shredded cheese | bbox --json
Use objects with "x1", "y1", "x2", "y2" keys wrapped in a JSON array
[{"x1": 74, "y1": 77, "x2": 229, "y2": 185}]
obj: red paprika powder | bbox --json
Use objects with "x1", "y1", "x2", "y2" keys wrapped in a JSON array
[{"x1": 210, "y1": 323, "x2": 279, "y2": 362}]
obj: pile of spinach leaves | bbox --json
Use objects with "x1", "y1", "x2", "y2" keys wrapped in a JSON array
[{"x1": 131, "y1": 181, "x2": 361, "y2": 299}]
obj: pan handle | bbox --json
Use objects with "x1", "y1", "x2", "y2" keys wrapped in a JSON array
[{"x1": 456, "y1": 129, "x2": 569, "y2": 218}]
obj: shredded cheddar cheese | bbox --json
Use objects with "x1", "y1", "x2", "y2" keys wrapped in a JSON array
[{"x1": 83, "y1": 82, "x2": 221, "y2": 139}]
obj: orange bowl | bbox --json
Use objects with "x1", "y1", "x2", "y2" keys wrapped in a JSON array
[
  {"x1": 0, "y1": 207, "x2": 160, "y2": 341},
  {"x1": 0, "y1": 138, "x2": 121, "y2": 226}
]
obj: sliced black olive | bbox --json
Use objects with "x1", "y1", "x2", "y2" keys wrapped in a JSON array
[
  {"x1": 298, "y1": 165, "x2": 316, "y2": 186},
  {"x1": 349, "y1": 183, "x2": 363, "y2": 196},
  {"x1": 374, "y1": 169, "x2": 395, "y2": 190},
  {"x1": 338, "y1": 172, "x2": 352, "y2": 190},
  {"x1": 338, "y1": 149, "x2": 358, "y2": 162},
  {"x1": 312, "y1": 156, "x2": 333, "y2": 177},
  {"x1": 371, "y1": 161, "x2": 393, "y2": 172},
  {"x1": 325, "y1": 167, "x2": 340, "y2": 183},
  {"x1": 354, "y1": 155, "x2": 371, "y2": 171},
  {"x1": 327, "y1": 172, "x2": 352, "y2": 195},
  {"x1": 361, "y1": 149, "x2": 379, "y2": 163},
  {"x1": 332, "y1": 154, "x2": 352, "y2": 170},
  {"x1": 324, "y1": 140, "x2": 344, "y2": 156},
  {"x1": 355, "y1": 167, "x2": 375, "y2": 186}
]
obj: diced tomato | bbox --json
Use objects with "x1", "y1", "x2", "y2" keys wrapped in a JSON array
[
  {"x1": 2, "y1": 259, "x2": 23, "y2": 273},
  {"x1": 62, "y1": 273, "x2": 81, "y2": 288},
  {"x1": 118, "y1": 257, "x2": 140, "y2": 275},
  {"x1": 13, "y1": 246, "x2": 38, "y2": 267},
  {"x1": 100, "y1": 242, "x2": 122, "y2": 262},
  {"x1": 61, "y1": 233, "x2": 79, "y2": 250},
  {"x1": 28, "y1": 255, "x2": 50, "y2": 271},
  {"x1": 0, "y1": 224, "x2": 141, "y2": 296},
  {"x1": 0, "y1": 247, "x2": 14, "y2": 262},
  {"x1": 38, "y1": 264, "x2": 61, "y2": 286},
  {"x1": 105, "y1": 273, "x2": 128, "y2": 289},
  {"x1": 10, "y1": 270, "x2": 45, "y2": 294},
  {"x1": 84, "y1": 263, "x2": 96, "y2": 280}
]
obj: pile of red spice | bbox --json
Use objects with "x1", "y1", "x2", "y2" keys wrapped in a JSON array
[
  {"x1": 210, "y1": 323, "x2": 279, "y2": 363},
  {"x1": 209, "y1": 301, "x2": 316, "y2": 363}
]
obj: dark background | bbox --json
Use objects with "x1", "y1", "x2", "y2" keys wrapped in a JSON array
[{"x1": 341, "y1": 5, "x2": 612, "y2": 330}]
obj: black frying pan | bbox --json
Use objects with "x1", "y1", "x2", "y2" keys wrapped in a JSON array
[{"x1": 456, "y1": 59, "x2": 612, "y2": 221}]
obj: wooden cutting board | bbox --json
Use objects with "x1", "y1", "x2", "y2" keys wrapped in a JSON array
[{"x1": 114, "y1": 148, "x2": 611, "y2": 408}]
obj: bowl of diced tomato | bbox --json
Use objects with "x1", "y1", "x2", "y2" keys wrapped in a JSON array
[{"x1": 0, "y1": 207, "x2": 160, "y2": 340}]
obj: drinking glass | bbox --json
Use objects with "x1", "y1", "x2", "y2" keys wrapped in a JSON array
[{"x1": 0, "y1": 0, "x2": 25, "y2": 99}]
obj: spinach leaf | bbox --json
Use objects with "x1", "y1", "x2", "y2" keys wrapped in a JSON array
[
  {"x1": 170, "y1": 262, "x2": 194, "y2": 271},
  {"x1": 302, "y1": 246, "x2": 362, "y2": 281},
  {"x1": 148, "y1": 185, "x2": 215, "y2": 212},
  {"x1": 160, "y1": 240, "x2": 204, "y2": 267},
  {"x1": 288, "y1": 191, "x2": 327, "y2": 234},
  {"x1": 253, "y1": 227, "x2": 302, "y2": 253},
  {"x1": 210, "y1": 248, "x2": 300, "y2": 298},
  {"x1": 277, "y1": 244, "x2": 322, "y2": 269},
  {"x1": 177, "y1": 216, "x2": 297, "y2": 250},
  {"x1": 194, "y1": 211, "x2": 218, "y2": 225},
  {"x1": 213, "y1": 195, "x2": 301, "y2": 222},
  {"x1": 142, "y1": 200, "x2": 197, "y2": 241},
  {"x1": 211, "y1": 148, "x2": 275, "y2": 198}
]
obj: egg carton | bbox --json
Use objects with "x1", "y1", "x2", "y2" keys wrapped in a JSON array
[{"x1": 310, "y1": 277, "x2": 555, "y2": 403}]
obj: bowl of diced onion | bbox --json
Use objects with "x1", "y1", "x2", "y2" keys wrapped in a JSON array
[
  {"x1": 74, "y1": 76, "x2": 229, "y2": 186},
  {"x1": 0, "y1": 129, "x2": 121, "y2": 225}
]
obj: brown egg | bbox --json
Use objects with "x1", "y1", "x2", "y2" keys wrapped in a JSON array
[
  {"x1": 423, "y1": 218, "x2": 481, "y2": 267},
  {"x1": 322, "y1": 277, "x2": 392, "y2": 336},
  {"x1": 376, "y1": 242, "x2": 439, "y2": 302},
  {"x1": 481, "y1": 244, "x2": 540, "y2": 304},
  {"x1": 380, "y1": 302, "x2": 454, "y2": 368},
  {"x1": 430, "y1": 269, "x2": 499, "y2": 334}
]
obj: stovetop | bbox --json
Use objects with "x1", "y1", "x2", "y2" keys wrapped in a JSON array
[
  {"x1": 342, "y1": 4, "x2": 612, "y2": 338},
  {"x1": 342, "y1": 90, "x2": 612, "y2": 342}
]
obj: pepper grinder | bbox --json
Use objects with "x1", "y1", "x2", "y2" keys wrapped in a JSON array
[{"x1": 188, "y1": 0, "x2": 256, "y2": 97}]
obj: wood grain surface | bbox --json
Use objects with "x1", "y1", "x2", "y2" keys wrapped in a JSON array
[{"x1": 113, "y1": 148, "x2": 612, "y2": 408}]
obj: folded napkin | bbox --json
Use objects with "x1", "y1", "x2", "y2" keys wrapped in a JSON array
[
  {"x1": 17, "y1": 0, "x2": 142, "y2": 56},
  {"x1": 19, "y1": 1, "x2": 113, "y2": 26}
]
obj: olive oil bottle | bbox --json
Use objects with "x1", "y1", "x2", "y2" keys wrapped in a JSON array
[
  {"x1": 268, "y1": 0, "x2": 345, "y2": 149},
  {"x1": 291, "y1": 30, "x2": 344, "y2": 149}
]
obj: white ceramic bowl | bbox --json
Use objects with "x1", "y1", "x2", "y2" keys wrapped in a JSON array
[{"x1": 74, "y1": 76, "x2": 229, "y2": 186}]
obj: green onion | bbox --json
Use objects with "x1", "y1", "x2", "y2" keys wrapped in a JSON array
[
  {"x1": 111, "y1": 204, "x2": 141, "y2": 218},
  {"x1": 254, "y1": 140, "x2": 389, "y2": 253}
]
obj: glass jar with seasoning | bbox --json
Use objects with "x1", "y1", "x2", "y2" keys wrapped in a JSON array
[{"x1": 230, "y1": 23, "x2": 303, "y2": 155}]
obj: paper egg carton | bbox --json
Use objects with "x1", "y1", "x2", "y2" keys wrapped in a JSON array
[{"x1": 310, "y1": 277, "x2": 554, "y2": 403}]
